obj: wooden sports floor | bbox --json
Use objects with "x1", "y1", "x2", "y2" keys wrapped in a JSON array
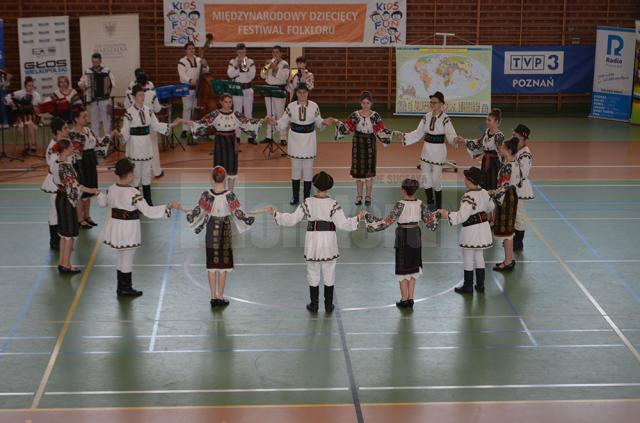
[{"x1": 0, "y1": 115, "x2": 639, "y2": 422}]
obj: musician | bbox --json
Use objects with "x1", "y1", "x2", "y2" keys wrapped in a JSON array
[
  {"x1": 260, "y1": 45, "x2": 289, "y2": 146},
  {"x1": 0, "y1": 70, "x2": 11, "y2": 128},
  {"x1": 78, "y1": 52, "x2": 115, "y2": 137},
  {"x1": 227, "y1": 43, "x2": 257, "y2": 145},
  {"x1": 48, "y1": 75, "x2": 82, "y2": 123},
  {"x1": 178, "y1": 41, "x2": 209, "y2": 140},
  {"x1": 288, "y1": 56, "x2": 314, "y2": 102},
  {"x1": 5, "y1": 76, "x2": 42, "y2": 153},
  {"x1": 125, "y1": 68, "x2": 164, "y2": 178}
]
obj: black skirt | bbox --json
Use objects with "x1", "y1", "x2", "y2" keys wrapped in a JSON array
[
  {"x1": 56, "y1": 191, "x2": 79, "y2": 238},
  {"x1": 214, "y1": 133, "x2": 238, "y2": 176},
  {"x1": 480, "y1": 151, "x2": 501, "y2": 191},
  {"x1": 205, "y1": 216, "x2": 234, "y2": 270},
  {"x1": 351, "y1": 131, "x2": 377, "y2": 179},
  {"x1": 80, "y1": 149, "x2": 98, "y2": 198},
  {"x1": 395, "y1": 225, "x2": 422, "y2": 276},
  {"x1": 493, "y1": 186, "x2": 518, "y2": 237}
]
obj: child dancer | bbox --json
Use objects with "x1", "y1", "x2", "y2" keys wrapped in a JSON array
[
  {"x1": 267, "y1": 171, "x2": 366, "y2": 312},
  {"x1": 490, "y1": 138, "x2": 522, "y2": 271},
  {"x1": 438, "y1": 167, "x2": 495, "y2": 294},
  {"x1": 42, "y1": 117, "x2": 69, "y2": 250},
  {"x1": 52, "y1": 139, "x2": 99, "y2": 273},
  {"x1": 184, "y1": 166, "x2": 267, "y2": 308},
  {"x1": 97, "y1": 159, "x2": 181, "y2": 297},
  {"x1": 459, "y1": 108, "x2": 504, "y2": 190},
  {"x1": 364, "y1": 179, "x2": 439, "y2": 308},
  {"x1": 512, "y1": 124, "x2": 534, "y2": 251}
]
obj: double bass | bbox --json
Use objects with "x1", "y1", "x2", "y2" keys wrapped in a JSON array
[{"x1": 194, "y1": 33, "x2": 216, "y2": 120}]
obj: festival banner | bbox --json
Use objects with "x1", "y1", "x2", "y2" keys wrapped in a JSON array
[
  {"x1": 590, "y1": 26, "x2": 635, "y2": 121},
  {"x1": 492, "y1": 46, "x2": 594, "y2": 93},
  {"x1": 17, "y1": 16, "x2": 71, "y2": 98},
  {"x1": 395, "y1": 46, "x2": 492, "y2": 117},
  {"x1": 80, "y1": 14, "x2": 140, "y2": 98},
  {"x1": 630, "y1": 20, "x2": 640, "y2": 125},
  {"x1": 163, "y1": 0, "x2": 407, "y2": 47}
]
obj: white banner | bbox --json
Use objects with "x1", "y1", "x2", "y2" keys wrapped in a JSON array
[
  {"x1": 163, "y1": 0, "x2": 407, "y2": 47},
  {"x1": 80, "y1": 14, "x2": 140, "y2": 98},
  {"x1": 590, "y1": 26, "x2": 635, "y2": 121},
  {"x1": 17, "y1": 16, "x2": 71, "y2": 98}
]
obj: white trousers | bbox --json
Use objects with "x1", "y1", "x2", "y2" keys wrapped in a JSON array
[
  {"x1": 90, "y1": 99, "x2": 111, "y2": 137},
  {"x1": 462, "y1": 248, "x2": 485, "y2": 271},
  {"x1": 117, "y1": 249, "x2": 136, "y2": 273},
  {"x1": 182, "y1": 90, "x2": 197, "y2": 131},
  {"x1": 515, "y1": 201, "x2": 527, "y2": 231},
  {"x1": 150, "y1": 131, "x2": 163, "y2": 176},
  {"x1": 49, "y1": 194, "x2": 57, "y2": 225},
  {"x1": 265, "y1": 96, "x2": 286, "y2": 141},
  {"x1": 307, "y1": 260, "x2": 337, "y2": 287},
  {"x1": 233, "y1": 88, "x2": 254, "y2": 138},
  {"x1": 132, "y1": 159, "x2": 152, "y2": 186},
  {"x1": 420, "y1": 162, "x2": 443, "y2": 191},
  {"x1": 291, "y1": 158, "x2": 314, "y2": 181}
]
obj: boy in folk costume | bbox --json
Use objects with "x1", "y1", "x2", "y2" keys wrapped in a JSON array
[
  {"x1": 43, "y1": 117, "x2": 69, "y2": 250},
  {"x1": 439, "y1": 167, "x2": 495, "y2": 294},
  {"x1": 512, "y1": 124, "x2": 534, "y2": 251},
  {"x1": 260, "y1": 45, "x2": 290, "y2": 146},
  {"x1": 396, "y1": 91, "x2": 464, "y2": 211},
  {"x1": 267, "y1": 171, "x2": 366, "y2": 313},
  {"x1": 97, "y1": 159, "x2": 181, "y2": 297},
  {"x1": 116, "y1": 85, "x2": 183, "y2": 206},
  {"x1": 184, "y1": 167, "x2": 268, "y2": 308},
  {"x1": 178, "y1": 41, "x2": 209, "y2": 139},
  {"x1": 227, "y1": 43, "x2": 257, "y2": 145},
  {"x1": 364, "y1": 179, "x2": 440, "y2": 308},
  {"x1": 266, "y1": 83, "x2": 333, "y2": 206}
]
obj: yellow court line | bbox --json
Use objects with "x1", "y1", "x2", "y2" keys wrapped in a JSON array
[
  {"x1": 526, "y1": 217, "x2": 640, "y2": 363},
  {"x1": 29, "y1": 226, "x2": 105, "y2": 409}
]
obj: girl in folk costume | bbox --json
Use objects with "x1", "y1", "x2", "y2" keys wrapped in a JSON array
[
  {"x1": 333, "y1": 91, "x2": 394, "y2": 206},
  {"x1": 364, "y1": 179, "x2": 440, "y2": 308},
  {"x1": 438, "y1": 167, "x2": 495, "y2": 295},
  {"x1": 116, "y1": 84, "x2": 183, "y2": 206},
  {"x1": 268, "y1": 171, "x2": 366, "y2": 313},
  {"x1": 49, "y1": 75, "x2": 82, "y2": 123},
  {"x1": 42, "y1": 118, "x2": 69, "y2": 250},
  {"x1": 266, "y1": 83, "x2": 333, "y2": 205},
  {"x1": 490, "y1": 137, "x2": 522, "y2": 272},
  {"x1": 512, "y1": 124, "x2": 534, "y2": 252},
  {"x1": 97, "y1": 159, "x2": 181, "y2": 297},
  {"x1": 184, "y1": 167, "x2": 267, "y2": 308},
  {"x1": 396, "y1": 91, "x2": 464, "y2": 211},
  {"x1": 5, "y1": 76, "x2": 42, "y2": 153},
  {"x1": 187, "y1": 94, "x2": 261, "y2": 192},
  {"x1": 51, "y1": 139, "x2": 99, "y2": 274},
  {"x1": 459, "y1": 108, "x2": 505, "y2": 190}
]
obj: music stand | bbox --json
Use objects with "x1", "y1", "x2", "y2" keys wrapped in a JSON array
[
  {"x1": 166, "y1": 100, "x2": 186, "y2": 151},
  {"x1": 255, "y1": 85, "x2": 287, "y2": 159}
]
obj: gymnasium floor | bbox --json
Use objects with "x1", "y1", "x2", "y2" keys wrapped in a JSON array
[{"x1": 0, "y1": 115, "x2": 639, "y2": 422}]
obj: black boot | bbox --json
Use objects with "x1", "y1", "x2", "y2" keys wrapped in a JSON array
[
  {"x1": 303, "y1": 181, "x2": 312, "y2": 200},
  {"x1": 324, "y1": 285, "x2": 335, "y2": 313},
  {"x1": 435, "y1": 190, "x2": 443, "y2": 210},
  {"x1": 142, "y1": 185, "x2": 153, "y2": 206},
  {"x1": 117, "y1": 272, "x2": 143, "y2": 297},
  {"x1": 454, "y1": 270, "x2": 474, "y2": 294},
  {"x1": 513, "y1": 230, "x2": 525, "y2": 251},
  {"x1": 290, "y1": 179, "x2": 300, "y2": 205},
  {"x1": 425, "y1": 188, "x2": 435, "y2": 211},
  {"x1": 248, "y1": 138, "x2": 257, "y2": 145},
  {"x1": 475, "y1": 268, "x2": 485, "y2": 293},
  {"x1": 306, "y1": 286, "x2": 319, "y2": 312},
  {"x1": 49, "y1": 225, "x2": 60, "y2": 250}
]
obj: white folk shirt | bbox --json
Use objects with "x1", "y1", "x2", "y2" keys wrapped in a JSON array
[
  {"x1": 465, "y1": 129, "x2": 505, "y2": 158},
  {"x1": 515, "y1": 146, "x2": 534, "y2": 200},
  {"x1": 447, "y1": 189, "x2": 495, "y2": 249},
  {"x1": 50, "y1": 88, "x2": 81, "y2": 104},
  {"x1": 178, "y1": 56, "x2": 209, "y2": 89},
  {"x1": 403, "y1": 111, "x2": 457, "y2": 166},
  {"x1": 69, "y1": 127, "x2": 98, "y2": 151},
  {"x1": 227, "y1": 57, "x2": 256, "y2": 84},
  {"x1": 288, "y1": 70, "x2": 315, "y2": 93},
  {"x1": 261, "y1": 59, "x2": 289, "y2": 86},
  {"x1": 79, "y1": 66, "x2": 115, "y2": 102},
  {"x1": 194, "y1": 110, "x2": 243, "y2": 133},
  {"x1": 125, "y1": 81, "x2": 161, "y2": 112},
  {"x1": 41, "y1": 138, "x2": 59, "y2": 194},
  {"x1": 276, "y1": 101, "x2": 325, "y2": 159},
  {"x1": 275, "y1": 196, "x2": 360, "y2": 261},
  {"x1": 121, "y1": 105, "x2": 169, "y2": 161},
  {"x1": 5, "y1": 89, "x2": 42, "y2": 108}
]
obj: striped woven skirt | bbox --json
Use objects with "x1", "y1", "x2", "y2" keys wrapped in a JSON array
[
  {"x1": 214, "y1": 132, "x2": 238, "y2": 176},
  {"x1": 493, "y1": 186, "x2": 518, "y2": 239},
  {"x1": 395, "y1": 225, "x2": 422, "y2": 276},
  {"x1": 205, "y1": 216, "x2": 234, "y2": 271},
  {"x1": 350, "y1": 131, "x2": 377, "y2": 180}
]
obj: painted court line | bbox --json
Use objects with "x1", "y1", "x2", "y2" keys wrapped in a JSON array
[{"x1": 359, "y1": 383, "x2": 640, "y2": 391}]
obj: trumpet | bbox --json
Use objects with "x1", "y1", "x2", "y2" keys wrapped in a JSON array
[
  {"x1": 261, "y1": 58, "x2": 276, "y2": 78},
  {"x1": 240, "y1": 57, "x2": 249, "y2": 72}
]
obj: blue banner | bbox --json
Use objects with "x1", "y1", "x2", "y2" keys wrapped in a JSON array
[{"x1": 492, "y1": 46, "x2": 594, "y2": 94}]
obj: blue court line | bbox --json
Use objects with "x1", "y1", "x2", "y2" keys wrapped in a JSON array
[
  {"x1": 0, "y1": 251, "x2": 52, "y2": 354},
  {"x1": 491, "y1": 273, "x2": 538, "y2": 346},
  {"x1": 533, "y1": 184, "x2": 640, "y2": 304}
]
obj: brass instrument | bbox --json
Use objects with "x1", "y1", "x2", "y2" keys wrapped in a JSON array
[
  {"x1": 261, "y1": 58, "x2": 276, "y2": 78},
  {"x1": 240, "y1": 57, "x2": 249, "y2": 72}
]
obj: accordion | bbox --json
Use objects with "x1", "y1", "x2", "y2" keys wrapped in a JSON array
[{"x1": 88, "y1": 70, "x2": 112, "y2": 102}]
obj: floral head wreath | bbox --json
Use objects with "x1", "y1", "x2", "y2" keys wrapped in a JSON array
[{"x1": 213, "y1": 166, "x2": 226, "y2": 174}]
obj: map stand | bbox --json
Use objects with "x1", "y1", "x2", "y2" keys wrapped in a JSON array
[{"x1": 255, "y1": 85, "x2": 288, "y2": 159}]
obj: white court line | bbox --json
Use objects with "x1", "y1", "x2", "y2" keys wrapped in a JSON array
[
  {"x1": 45, "y1": 387, "x2": 349, "y2": 396},
  {"x1": 359, "y1": 383, "x2": 640, "y2": 391},
  {"x1": 0, "y1": 392, "x2": 35, "y2": 397}
]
